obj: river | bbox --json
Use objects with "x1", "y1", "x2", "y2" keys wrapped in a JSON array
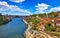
[{"x1": 0, "y1": 18, "x2": 26, "y2": 38}]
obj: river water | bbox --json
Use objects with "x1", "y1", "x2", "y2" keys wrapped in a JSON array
[{"x1": 0, "y1": 18, "x2": 26, "y2": 38}]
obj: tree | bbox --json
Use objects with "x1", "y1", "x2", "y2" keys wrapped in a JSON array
[
  {"x1": 33, "y1": 19, "x2": 39, "y2": 25},
  {"x1": 45, "y1": 23, "x2": 56, "y2": 31}
]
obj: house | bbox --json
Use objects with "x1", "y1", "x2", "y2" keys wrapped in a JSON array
[
  {"x1": 56, "y1": 20, "x2": 60, "y2": 32},
  {"x1": 56, "y1": 21, "x2": 60, "y2": 26}
]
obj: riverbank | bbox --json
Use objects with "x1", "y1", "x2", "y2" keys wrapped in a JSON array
[
  {"x1": 0, "y1": 16, "x2": 11, "y2": 26},
  {"x1": 0, "y1": 18, "x2": 26, "y2": 38},
  {"x1": 23, "y1": 19, "x2": 31, "y2": 38},
  {"x1": 23, "y1": 18, "x2": 58, "y2": 38},
  {"x1": 23, "y1": 19, "x2": 28, "y2": 25},
  {"x1": 23, "y1": 19, "x2": 52, "y2": 38},
  {"x1": 23, "y1": 19, "x2": 29, "y2": 28}
]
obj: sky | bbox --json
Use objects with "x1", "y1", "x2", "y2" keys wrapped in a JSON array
[{"x1": 0, "y1": 0, "x2": 60, "y2": 16}]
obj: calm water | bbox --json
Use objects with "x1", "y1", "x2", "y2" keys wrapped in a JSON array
[{"x1": 0, "y1": 18, "x2": 26, "y2": 38}]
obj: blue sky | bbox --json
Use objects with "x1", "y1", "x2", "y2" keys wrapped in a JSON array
[{"x1": 0, "y1": 0, "x2": 60, "y2": 15}]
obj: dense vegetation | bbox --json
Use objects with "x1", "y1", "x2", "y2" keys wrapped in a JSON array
[
  {"x1": 25, "y1": 11, "x2": 60, "y2": 31},
  {"x1": 45, "y1": 23, "x2": 56, "y2": 31},
  {"x1": 31, "y1": 19, "x2": 39, "y2": 30},
  {"x1": 31, "y1": 11, "x2": 60, "y2": 18},
  {"x1": 33, "y1": 19, "x2": 39, "y2": 25}
]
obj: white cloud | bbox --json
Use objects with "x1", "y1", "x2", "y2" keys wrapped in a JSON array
[
  {"x1": 35, "y1": 3, "x2": 49, "y2": 14},
  {"x1": 50, "y1": 6, "x2": 60, "y2": 12},
  {"x1": 10, "y1": 0, "x2": 25, "y2": 3},
  {"x1": 0, "y1": 1, "x2": 32, "y2": 16}
]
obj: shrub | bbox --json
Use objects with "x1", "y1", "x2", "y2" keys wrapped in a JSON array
[{"x1": 45, "y1": 23, "x2": 56, "y2": 31}]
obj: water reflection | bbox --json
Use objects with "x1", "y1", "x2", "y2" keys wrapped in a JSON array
[{"x1": 0, "y1": 18, "x2": 26, "y2": 38}]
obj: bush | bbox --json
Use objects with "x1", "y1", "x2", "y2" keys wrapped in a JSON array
[
  {"x1": 45, "y1": 23, "x2": 56, "y2": 31},
  {"x1": 31, "y1": 25, "x2": 38, "y2": 30},
  {"x1": 33, "y1": 19, "x2": 39, "y2": 25}
]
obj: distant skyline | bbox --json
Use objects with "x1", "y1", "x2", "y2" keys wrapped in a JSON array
[{"x1": 0, "y1": 0, "x2": 60, "y2": 15}]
